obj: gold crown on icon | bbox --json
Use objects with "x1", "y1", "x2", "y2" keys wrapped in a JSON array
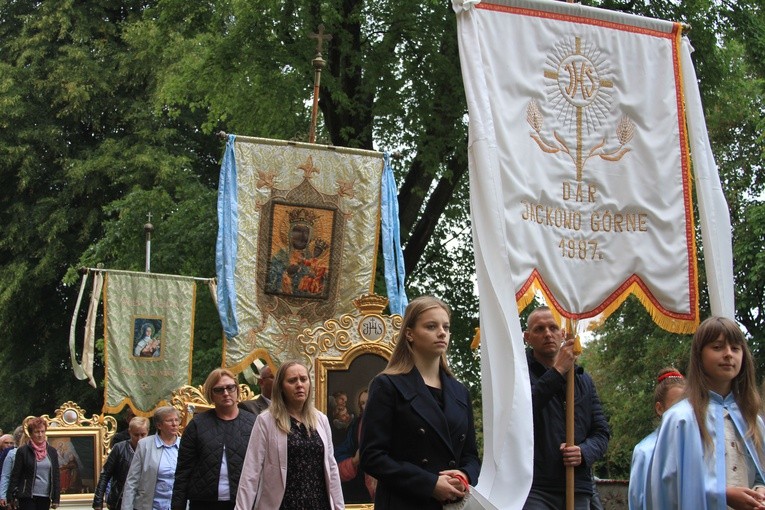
[
  {"x1": 353, "y1": 294, "x2": 389, "y2": 315},
  {"x1": 289, "y1": 208, "x2": 318, "y2": 226}
]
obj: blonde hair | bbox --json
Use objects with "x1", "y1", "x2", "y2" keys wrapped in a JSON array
[
  {"x1": 128, "y1": 416, "x2": 150, "y2": 432},
  {"x1": 270, "y1": 361, "x2": 319, "y2": 435},
  {"x1": 383, "y1": 295, "x2": 453, "y2": 377},
  {"x1": 687, "y1": 316, "x2": 762, "y2": 453},
  {"x1": 203, "y1": 368, "x2": 239, "y2": 403}
]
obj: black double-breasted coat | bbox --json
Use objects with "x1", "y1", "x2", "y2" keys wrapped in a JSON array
[{"x1": 360, "y1": 367, "x2": 480, "y2": 510}]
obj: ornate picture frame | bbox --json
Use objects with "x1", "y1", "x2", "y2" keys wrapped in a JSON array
[
  {"x1": 316, "y1": 347, "x2": 390, "y2": 509},
  {"x1": 302, "y1": 293, "x2": 401, "y2": 510}
]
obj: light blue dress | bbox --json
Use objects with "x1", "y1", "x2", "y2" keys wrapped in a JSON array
[
  {"x1": 628, "y1": 429, "x2": 657, "y2": 510},
  {"x1": 647, "y1": 392, "x2": 765, "y2": 510}
]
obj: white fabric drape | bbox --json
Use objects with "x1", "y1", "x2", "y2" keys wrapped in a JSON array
[
  {"x1": 456, "y1": 2, "x2": 534, "y2": 508},
  {"x1": 680, "y1": 38, "x2": 735, "y2": 318},
  {"x1": 69, "y1": 271, "x2": 103, "y2": 388}
]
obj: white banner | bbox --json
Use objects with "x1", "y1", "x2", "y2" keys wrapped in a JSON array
[
  {"x1": 456, "y1": 0, "x2": 716, "y2": 333},
  {"x1": 455, "y1": 0, "x2": 733, "y2": 507}
]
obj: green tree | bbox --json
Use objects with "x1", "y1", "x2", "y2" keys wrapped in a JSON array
[
  {"x1": 0, "y1": 0, "x2": 221, "y2": 428},
  {"x1": 0, "y1": 0, "x2": 477, "y2": 427}
]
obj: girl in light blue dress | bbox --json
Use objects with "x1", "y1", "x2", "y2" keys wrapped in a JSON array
[
  {"x1": 648, "y1": 317, "x2": 765, "y2": 510},
  {"x1": 627, "y1": 367, "x2": 685, "y2": 510}
]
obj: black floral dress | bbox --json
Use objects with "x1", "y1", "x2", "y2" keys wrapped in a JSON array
[{"x1": 279, "y1": 417, "x2": 331, "y2": 510}]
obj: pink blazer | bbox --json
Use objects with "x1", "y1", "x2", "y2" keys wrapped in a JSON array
[{"x1": 234, "y1": 410, "x2": 344, "y2": 510}]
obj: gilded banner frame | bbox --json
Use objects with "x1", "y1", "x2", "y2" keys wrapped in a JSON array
[{"x1": 302, "y1": 294, "x2": 401, "y2": 510}]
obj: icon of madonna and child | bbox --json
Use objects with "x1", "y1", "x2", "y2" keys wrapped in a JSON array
[{"x1": 266, "y1": 205, "x2": 334, "y2": 299}]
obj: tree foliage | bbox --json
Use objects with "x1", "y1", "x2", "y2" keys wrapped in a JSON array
[{"x1": 0, "y1": 0, "x2": 475, "y2": 428}]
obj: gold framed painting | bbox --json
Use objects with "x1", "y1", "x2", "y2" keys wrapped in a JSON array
[
  {"x1": 315, "y1": 344, "x2": 392, "y2": 509},
  {"x1": 46, "y1": 428, "x2": 101, "y2": 499}
]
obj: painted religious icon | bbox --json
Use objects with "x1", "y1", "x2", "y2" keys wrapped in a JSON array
[
  {"x1": 132, "y1": 318, "x2": 163, "y2": 358},
  {"x1": 265, "y1": 203, "x2": 335, "y2": 299},
  {"x1": 326, "y1": 353, "x2": 388, "y2": 505}
]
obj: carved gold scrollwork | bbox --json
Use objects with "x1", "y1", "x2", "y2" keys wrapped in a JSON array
[
  {"x1": 170, "y1": 385, "x2": 207, "y2": 408},
  {"x1": 298, "y1": 294, "x2": 401, "y2": 356},
  {"x1": 299, "y1": 314, "x2": 355, "y2": 355},
  {"x1": 32, "y1": 401, "x2": 118, "y2": 451}
]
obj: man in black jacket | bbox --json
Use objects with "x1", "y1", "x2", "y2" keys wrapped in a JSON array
[
  {"x1": 523, "y1": 306, "x2": 610, "y2": 510},
  {"x1": 92, "y1": 417, "x2": 148, "y2": 510}
]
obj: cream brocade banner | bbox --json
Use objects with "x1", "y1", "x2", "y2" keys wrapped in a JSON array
[
  {"x1": 222, "y1": 138, "x2": 383, "y2": 372},
  {"x1": 462, "y1": 0, "x2": 702, "y2": 332},
  {"x1": 103, "y1": 271, "x2": 196, "y2": 416}
]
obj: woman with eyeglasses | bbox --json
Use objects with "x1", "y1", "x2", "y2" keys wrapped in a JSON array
[
  {"x1": 235, "y1": 361, "x2": 344, "y2": 510},
  {"x1": 121, "y1": 406, "x2": 181, "y2": 510},
  {"x1": 171, "y1": 368, "x2": 256, "y2": 510}
]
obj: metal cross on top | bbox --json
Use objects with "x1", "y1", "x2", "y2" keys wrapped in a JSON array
[
  {"x1": 310, "y1": 24, "x2": 332, "y2": 57},
  {"x1": 308, "y1": 25, "x2": 332, "y2": 144}
]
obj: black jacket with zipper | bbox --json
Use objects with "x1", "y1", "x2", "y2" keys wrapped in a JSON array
[
  {"x1": 8, "y1": 443, "x2": 60, "y2": 504},
  {"x1": 92, "y1": 439, "x2": 134, "y2": 508}
]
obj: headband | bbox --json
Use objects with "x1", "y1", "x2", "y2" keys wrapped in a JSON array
[{"x1": 657, "y1": 371, "x2": 684, "y2": 383}]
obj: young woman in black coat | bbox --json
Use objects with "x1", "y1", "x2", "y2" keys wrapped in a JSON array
[{"x1": 360, "y1": 296, "x2": 480, "y2": 510}]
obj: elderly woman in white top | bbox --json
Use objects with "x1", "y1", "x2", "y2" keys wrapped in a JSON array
[{"x1": 121, "y1": 407, "x2": 180, "y2": 510}]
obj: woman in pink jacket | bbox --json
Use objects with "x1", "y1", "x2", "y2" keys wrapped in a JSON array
[{"x1": 235, "y1": 361, "x2": 343, "y2": 510}]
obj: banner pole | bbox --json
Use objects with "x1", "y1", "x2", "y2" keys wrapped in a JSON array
[
  {"x1": 565, "y1": 318, "x2": 581, "y2": 510},
  {"x1": 144, "y1": 212, "x2": 153, "y2": 273},
  {"x1": 308, "y1": 25, "x2": 332, "y2": 144},
  {"x1": 566, "y1": 366, "x2": 575, "y2": 510}
]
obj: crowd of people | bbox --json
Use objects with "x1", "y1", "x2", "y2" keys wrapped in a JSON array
[{"x1": 0, "y1": 297, "x2": 762, "y2": 510}]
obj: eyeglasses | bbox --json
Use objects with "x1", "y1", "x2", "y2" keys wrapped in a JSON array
[{"x1": 212, "y1": 384, "x2": 238, "y2": 395}]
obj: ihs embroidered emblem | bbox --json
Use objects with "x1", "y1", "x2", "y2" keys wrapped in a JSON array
[{"x1": 527, "y1": 36, "x2": 634, "y2": 182}]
